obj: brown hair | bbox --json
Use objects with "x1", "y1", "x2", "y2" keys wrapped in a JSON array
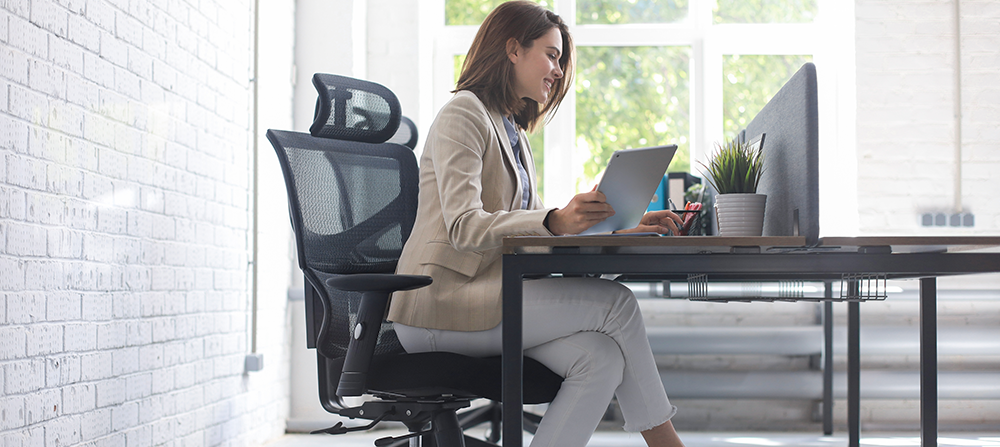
[{"x1": 454, "y1": 1, "x2": 574, "y2": 132}]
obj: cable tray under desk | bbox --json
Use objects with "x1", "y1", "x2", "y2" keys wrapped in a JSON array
[
  {"x1": 684, "y1": 273, "x2": 888, "y2": 302},
  {"x1": 839, "y1": 273, "x2": 888, "y2": 301}
]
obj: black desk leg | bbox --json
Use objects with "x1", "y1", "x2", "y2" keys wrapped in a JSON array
[
  {"x1": 823, "y1": 283, "x2": 834, "y2": 436},
  {"x1": 502, "y1": 263, "x2": 524, "y2": 447},
  {"x1": 847, "y1": 281, "x2": 861, "y2": 447},
  {"x1": 920, "y1": 278, "x2": 938, "y2": 447}
]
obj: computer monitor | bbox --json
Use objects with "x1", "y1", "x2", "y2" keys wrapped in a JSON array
[{"x1": 741, "y1": 62, "x2": 820, "y2": 245}]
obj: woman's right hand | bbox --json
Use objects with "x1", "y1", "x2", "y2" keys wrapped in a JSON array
[{"x1": 547, "y1": 190, "x2": 615, "y2": 235}]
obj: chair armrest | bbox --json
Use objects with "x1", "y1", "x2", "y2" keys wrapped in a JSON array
[
  {"x1": 327, "y1": 274, "x2": 432, "y2": 293},
  {"x1": 326, "y1": 274, "x2": 432, "y2": 396}
]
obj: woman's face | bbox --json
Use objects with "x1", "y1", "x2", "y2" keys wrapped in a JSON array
[{"x1": 508, "y1": 27, "x2": 564, "y2": 105}]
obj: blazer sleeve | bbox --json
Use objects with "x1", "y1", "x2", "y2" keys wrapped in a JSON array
[{"x1": 428, "y1": 93, "x2": 554, "y2": 252}]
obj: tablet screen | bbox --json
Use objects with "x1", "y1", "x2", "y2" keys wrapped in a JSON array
[{"x1": 579, "y1": 145, "x2": 677, "y2": 235}]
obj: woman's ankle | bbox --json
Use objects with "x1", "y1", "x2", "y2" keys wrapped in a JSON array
[{"x1": 640, "y1": 420, "x2": 685, "y2": 447}]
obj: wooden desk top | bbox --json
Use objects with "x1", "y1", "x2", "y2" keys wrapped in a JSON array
[{"x1": 502, "y1": 235, "x2": 1000, "y2": 255}]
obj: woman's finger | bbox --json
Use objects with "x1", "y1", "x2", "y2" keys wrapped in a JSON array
[
  {"x1": 575, "y1": 190, "x2": 607, "y2": 204},
  {"x1": 644, "y1": 209, "x2": 682, "y2": 225}
]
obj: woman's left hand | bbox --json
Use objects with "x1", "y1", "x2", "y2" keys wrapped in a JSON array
[{"x1": 614, "y1": 210, "x2": 683, "y2": 235}]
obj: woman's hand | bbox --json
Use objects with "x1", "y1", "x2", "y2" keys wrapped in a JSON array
[
  {"x1": 547, "y1": 190, "x2": 615, "y2": 235},
  {"x1": 614, "y1": 209, "x2": 683, "y2": 235}
]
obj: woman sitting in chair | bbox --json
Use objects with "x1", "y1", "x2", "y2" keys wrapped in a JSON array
[{"x1": 388, "y1": 2, "x2": 685, "y2": 446}]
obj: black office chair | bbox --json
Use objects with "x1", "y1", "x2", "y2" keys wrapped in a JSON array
[{"x1": 267, "y1": 73, "x2": 562, "y2": 447}]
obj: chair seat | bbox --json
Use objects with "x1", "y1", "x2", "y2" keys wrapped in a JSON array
[{"x1": 327, "y1": 351, "x2": 562, "y2": 404}]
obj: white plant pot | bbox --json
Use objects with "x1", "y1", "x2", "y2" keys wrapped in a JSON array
[{"x1": 715, "y1": 193, "x2": 766, "y2": 237}]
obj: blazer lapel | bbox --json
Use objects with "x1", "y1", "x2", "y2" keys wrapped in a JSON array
[
  {"x1": 487, "y1": 110, "x2": 524, "y2": 210},
  {"x1": 519, "y1": 128, "x2": 542, "y2": 209}
]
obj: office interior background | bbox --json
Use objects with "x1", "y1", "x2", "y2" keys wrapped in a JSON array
[{"x1": 0, "y1": 0, "x2": 998, "y2": 445}]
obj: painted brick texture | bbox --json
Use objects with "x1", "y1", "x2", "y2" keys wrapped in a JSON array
[
  {"x1": 856, "y1": 0, "x2": 1000, "y2": 234},
  {"x1": 1, "y1": 0, "x2": 287, "y2": 446}
]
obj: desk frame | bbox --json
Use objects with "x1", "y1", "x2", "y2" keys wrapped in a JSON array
[{"x1": 501, "y1": 242, "x2": 1000, "y2": 447}]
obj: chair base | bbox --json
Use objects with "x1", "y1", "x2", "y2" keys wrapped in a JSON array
[
  {"x1": 314, "y1": 398, "x2": 472, "y2": 447},
  {"x1": 316, "y1": 398, "x2": 547, "y2": 447},
  {"x1": 454, "y1": 401, "x2": 544, "y2": 442}
]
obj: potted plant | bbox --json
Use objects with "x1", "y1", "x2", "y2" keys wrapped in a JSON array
[{"x1": 700, "y1": 134, "x2": 766, "y2": 236}]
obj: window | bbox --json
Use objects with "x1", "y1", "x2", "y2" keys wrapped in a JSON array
[{"x1": 422, "y1": 0, "x2": 848, "y2": 209}]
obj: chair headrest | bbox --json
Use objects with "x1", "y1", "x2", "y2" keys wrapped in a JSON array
[
  {"x1": 388, "y1": 116, "x2": 419, "y2": 150},
  {"x1": 309, "y1": 73, "x2": 401, "y2": 144}
]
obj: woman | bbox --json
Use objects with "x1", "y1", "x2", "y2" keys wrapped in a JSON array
[{"x1": 388, "y1": 2, "x2": 685, "y2": 446}]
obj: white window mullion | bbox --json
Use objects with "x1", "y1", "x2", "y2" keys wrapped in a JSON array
[
  {"x1": 690, "y1": 34, "x2": 706, "y2": 173},
  {"x1": 816, "y1": 0, "x2": 859, "y2": 235},
  {"x1": 545, "y1": 0, "x2": 578, "y2": 206},
  {"x1": 433, "y1": 26, "x2": 477, "y2": 110},
  {"x1": 572, "y1": 24, "x2": 697, "y2": 47},
  {"x1": 417, "y1": 0, "x2": 445, "y2": 157},
  {"x1": 712, "y1": 24, "x2": 819, "y2": 55},
  {"x1": 554, "y1": 0, "x2": 575, "y2": 23},
  {"x1": 698, "y1": 1, "x2": 724, "y2": 168},
  {"x1": 544, "y1": 88, "x2": 578, "y2": 207}
]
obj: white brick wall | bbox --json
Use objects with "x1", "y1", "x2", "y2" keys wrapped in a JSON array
[
  {"x1": 1, "y1": 0, "x2": 291, "y2": 446},
  {"x1": 856, "y1": 0, "x2": 1000, "y2": 234}
]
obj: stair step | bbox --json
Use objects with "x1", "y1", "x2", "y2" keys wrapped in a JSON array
[
  {"x1": 661, "y1": 370, "x2": 1000, "y2": 399},
  {"x1": 647, "y1": 326, "x2": 822, "y2": 356},
  {"x1": 647, "y1": 326, "x2": 1000, "y2": 356}
]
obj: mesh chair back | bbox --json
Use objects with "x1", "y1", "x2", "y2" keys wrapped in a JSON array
[
  {"x1": 270, "y1": 130, "x2": 418, "y2": 274},
  {"x1": 268, "y1": 74, "x2": 416, "y2": 360}
]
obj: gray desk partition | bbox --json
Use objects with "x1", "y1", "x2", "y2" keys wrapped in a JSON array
[{"x1": 741, "y1": 62, "x2": 820, "y2": 245}]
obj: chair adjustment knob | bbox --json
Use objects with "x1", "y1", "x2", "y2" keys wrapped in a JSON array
[{"x1": 353, "y1": 323, "x2": 364, "y2": 340}]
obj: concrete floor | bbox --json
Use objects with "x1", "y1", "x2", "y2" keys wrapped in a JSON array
[{"x1": 265, "y1": 431, "x2": 1000, "y2": 447}]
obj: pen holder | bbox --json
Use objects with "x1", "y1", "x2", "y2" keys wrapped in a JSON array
[{"x1": 674, "y1": 209, "x2": 707, "y2": 236}]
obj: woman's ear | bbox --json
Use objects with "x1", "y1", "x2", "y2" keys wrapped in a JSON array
[{"x1": 506, "y1": 38, "x2": 520, "y2": 64}]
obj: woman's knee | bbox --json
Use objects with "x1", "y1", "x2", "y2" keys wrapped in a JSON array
[
  {"x1": 593, "y1": 280, "x2": 643, "y2": 324},
  {"x1": 585, "y1": 277, "x2": 635, "y2": 297},
  {"x1": 529, "y1": 331, "x2": 625, "y2": 383}
]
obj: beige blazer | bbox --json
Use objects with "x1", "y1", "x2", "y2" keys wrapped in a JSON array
[{"x1": 387, "y1": 91, "x2": 554, "y2": 331}]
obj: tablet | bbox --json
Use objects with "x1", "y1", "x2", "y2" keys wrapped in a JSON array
[{"x1": 579, "y1": 145, "x2": 678, "y2": 235}]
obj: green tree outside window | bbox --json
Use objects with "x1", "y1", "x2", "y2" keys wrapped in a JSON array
[
  {"x1": 714, "y1": 0, "x2": 817, "y2": 24},
  {"x1": 577, "y1": 0, "x2": 688, "y2": 25},
  {"x1": 446, "y1": 0, "x2": 550, "y2": 26}
]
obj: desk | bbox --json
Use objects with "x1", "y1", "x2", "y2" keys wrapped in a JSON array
[{"x1": 501, "y1": 236, "x2": 1000, "y2": 447}]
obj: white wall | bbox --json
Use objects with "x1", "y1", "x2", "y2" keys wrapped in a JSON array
[
  {"x1": 255, "y1": 0, "x2": 298, "y2": 440},
  {"x1": 0, "y1": 0, "x2": 293, "y2": 445},
  {"x1": 292, "y1": 0, "x2": 360, "y2": 132},
  {"x1": 365, "y1": 0, "x2": 420, "y2": 124},
  {"x1": 855, "y1": 0, "x2": 999, "y2": 235}
]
